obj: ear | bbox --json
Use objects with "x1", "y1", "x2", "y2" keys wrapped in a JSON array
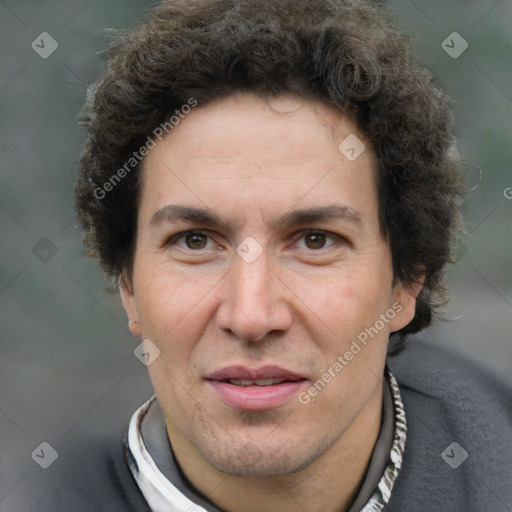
[
  {"x1": 389, "y1": 278, "x2": 424, "y2": 333},
  {"x1": 120, "y1": 273, "x2": 142, "y2": 337}
]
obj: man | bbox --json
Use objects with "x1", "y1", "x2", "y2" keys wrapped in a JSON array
[{"x1": 47, "y1": 0, "x2": 512, "y2": 510}]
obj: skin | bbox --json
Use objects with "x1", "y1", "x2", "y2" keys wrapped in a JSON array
[{"x1": 121, "y1": 94, "x2": 421, "y2": 512}]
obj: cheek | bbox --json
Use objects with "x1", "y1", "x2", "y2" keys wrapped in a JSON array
[
  {"x1": 134, "y1": 264, "x2": 216, "y2": 353},
  {"x1": 298, "y1": 264, "x2": 392, "y2": 338},
  {"x1": 136, "y1": 269, "x2": 218, "y2": 400}
]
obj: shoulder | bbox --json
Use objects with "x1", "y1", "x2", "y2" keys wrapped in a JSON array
[
  {"x1": 2, "y1": 410, "x2": 149, "y2": 511},
  {"x1": 390, "y1": 336, "x2": 511, "y2": 413},
  {"x1": 386, "y1": 337, "x2": 512, "y2": 512}
]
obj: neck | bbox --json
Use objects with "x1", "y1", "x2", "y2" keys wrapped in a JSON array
[{"x1": 167, "y1": 381, "x2": 384, "y2": 512}]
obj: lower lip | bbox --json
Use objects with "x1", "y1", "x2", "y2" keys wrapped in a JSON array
[{"x1": 207, "y1": 380, "x2": 307, "y2": 411}]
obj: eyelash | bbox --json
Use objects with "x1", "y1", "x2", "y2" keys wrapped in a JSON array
[
  {"x1": 292, "y1": 229, "x2": 341, "y2": 250},
  {"x1": 165, "y1": 230, "x2": 215, "y2": 250},
  {"x1": 165, "y1": 229, "x2": 343, "y2": 251}
]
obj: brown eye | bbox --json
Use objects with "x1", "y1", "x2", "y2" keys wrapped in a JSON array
[
  {"x1": 185, "y1": 233, "x2": 209, "y2": 249},
  {"x1": 304, "y1": 232, "x2": 327, "y2": 249},
  {"x1": 294, "y1": 230, "x2": 339, "y2": 251}
]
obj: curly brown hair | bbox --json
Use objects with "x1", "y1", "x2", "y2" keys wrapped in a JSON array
[{"x1": 75, "y1": 0, "x2": 465, "y2": 353}]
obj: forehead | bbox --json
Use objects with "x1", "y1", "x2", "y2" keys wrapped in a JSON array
[
  {"x1": 139, "y1": 94, "x2": 378, "y2": 228},
  {"x1": 147, "y1": 95, "x2": 365, "y2": 164}
]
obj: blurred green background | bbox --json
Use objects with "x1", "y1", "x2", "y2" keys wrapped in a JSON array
[{"x1": 1, "y1": 0, "x2": 511, "y2": 506}]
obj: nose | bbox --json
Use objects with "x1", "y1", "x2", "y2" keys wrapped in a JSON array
[{"x1": 216, "y1": 249, "x2": 293, "y2": 342}]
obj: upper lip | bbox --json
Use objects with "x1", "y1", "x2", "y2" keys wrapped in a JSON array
[{"x1": 205, "y1": 365, "x2": 306, "y2": 381}]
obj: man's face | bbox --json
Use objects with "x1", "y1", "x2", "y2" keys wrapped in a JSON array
[{"x1": 121, "y1": 94, "x2": 417, "y2": 478}]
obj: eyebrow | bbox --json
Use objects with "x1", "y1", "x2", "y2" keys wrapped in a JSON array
[
  {"x1": 149, "y1": 204, "x2": 362, "y2": 230},
  {"x1": 272, "y1": 205, "x2": 362, "y2": 228},
  {"x1": 150, "y1": 205, "x2": 224, "y2": 228}
]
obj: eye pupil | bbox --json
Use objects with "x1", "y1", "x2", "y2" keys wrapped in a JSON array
[
  {"x1": 305, "y1": 233, "x2": 326, "y2": 249},
  {"x1": 186, "y1": 233, "x2": 208, "y2": 249}
]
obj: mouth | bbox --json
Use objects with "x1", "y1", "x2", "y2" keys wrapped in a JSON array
[
  {"x1": 222, "y1": 378, "x2": 296, "y2": 387},
  {"x1": 205, "y1": 366, "x2": 308, "y2": 411}
]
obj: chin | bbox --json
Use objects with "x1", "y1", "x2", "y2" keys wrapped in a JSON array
[{"x1": 193, "y1": 429, "x2": 335, "y2": 479}]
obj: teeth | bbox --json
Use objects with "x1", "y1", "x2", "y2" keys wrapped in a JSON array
[
  {"x1": 255, "y1": 378, "x2": 279, "y2": 386},
  {"x1": 228, "y1": 378, "x2": 285, "y2": 387}
]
